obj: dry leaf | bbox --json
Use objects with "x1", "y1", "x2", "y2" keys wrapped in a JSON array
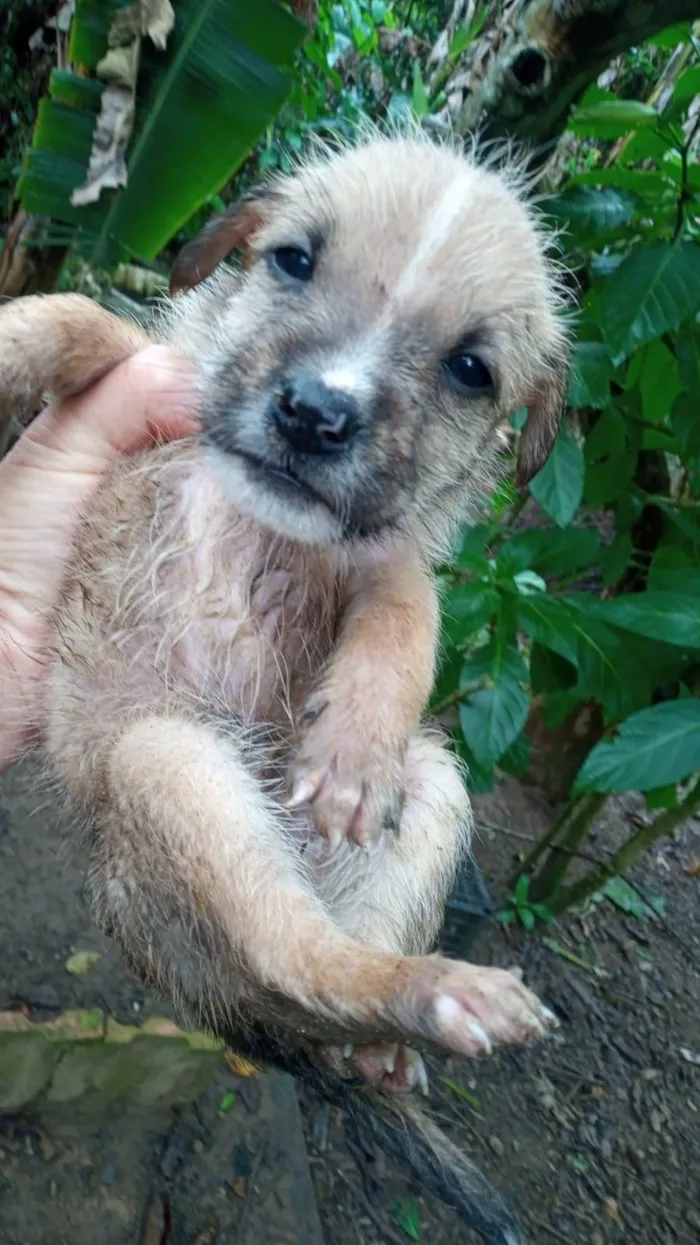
[
  {"x1": 225, "y1": 1050, "x2": 260, "y2": 1078},
  {"x1": 71, "y1": 0, "x2": 174, "y2": 207},
  {"x1": 64, "y1": 950, "x2": 101, "y2": 975}
]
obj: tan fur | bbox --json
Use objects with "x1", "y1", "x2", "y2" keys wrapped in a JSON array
[{"x1": 0, "y1": 132, "x2": 567, "y2": 1079}]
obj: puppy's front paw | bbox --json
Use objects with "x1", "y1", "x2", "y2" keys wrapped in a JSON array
[{"x1": 286, "y1": 706, "x2": 406, "y2": 850}]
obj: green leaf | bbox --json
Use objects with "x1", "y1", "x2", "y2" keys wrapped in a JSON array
[
  {"x1": 459, "y1": 678, "x2": 530, "y2": 769},
  {"x1": 499, "y1": 731, "x2": 530, "y2": 778},
  {"x1": 645, "y1": 784, "x2": 680, "y2": 811},
  {"x1": 531, "y1": 902, "x2": 555, "y2": 923},
  {"x1": 430, "y1": 647, "x2": 464, "y2": 710},
  {"x1": 601, "y1": 533, "x2": 633, "y2": 586},
  {"x1": 519, "y1": 906, "x2": 536, "y2": 931},
  {"x1": 574, "y1": 699, "x2": 700, "y2": 793},
  {"x1": 583, "y1": 408, "x2": 635, "y2": 508},
  {"x1": 453, "y1": 736, "x2": 495, "y2": 793},
  {"x1": 531, "y1": 528, "x2": 601, "y2": 579},
  {"x1": 590, "y1": 592, "x2": 700, "y2": 648},
  {"x1": 639, "y1": 339, "x2": 682, "y2": 424},
  {"x1": 517, "y1": 595, "x2": 580, "y2": 665},
  {"x1": 601, "y1": 878, "x2": 664, "y2": 920},
  {"x1": 459, "y1": 640, "x2": 528, "y2": 690},
  {"x1": 598, "y1": 244, "x2": 700, "y2": 366},
  {"x1": 528, "y1": 424, "x2": 584, "y2": 527},
  {"x1": 568, "y1": 341, "x2": 614, "y2": 409},
  {"x1": 569, "y1": 98, "x2": 658, "y2": 139},
  {"x1": 20, "y1": 0, "x2": 305, "y2": 264},
  {"x1": 648, "y1": 549, "x2": 700, "y2": 597},
  {"x1": 218, "y1": 1090, "x2": 237, "y2": 1114},
  {"x1": 529, "y1": 643, "x2": 577, "y2": 695},
  {"x1": 395, "y1": 1197, "x2": 421, "y2": 1242},
  {"x1": 514, "y1": 874, "x2": 529, "y2": 904},
  {"x1": 441, "y1": 582, "x2": 499, "y2": 650},
  {"x1": 548, "y1": 185, "x2": 638, "y2": 238},
  {"x1": 441, "y1": 1079, "x2": 483, "y2": 1112},
  {"x1": 411, "y1": 60, "x2": 429, "y2": 119}
]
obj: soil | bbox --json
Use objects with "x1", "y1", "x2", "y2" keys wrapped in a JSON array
[{"x1": 1, "y1": 759, "x2": 699, "y2": 1245}]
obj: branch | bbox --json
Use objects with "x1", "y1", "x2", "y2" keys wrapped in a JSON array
[
  {"x1": 551, "y1": 775, "x2": 700, "y2": 914},
  {"x1": 431, "y1": 0, "x2": 700, "y2": 155}
]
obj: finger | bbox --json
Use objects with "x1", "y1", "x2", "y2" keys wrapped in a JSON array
[{"x1": 22, "y1": 345, "x2": 199, "y2": 466}]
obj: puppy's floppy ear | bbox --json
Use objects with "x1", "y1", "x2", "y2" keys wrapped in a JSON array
[
  {"x1": 515, "y1": 352, "x2": 569, "y2": 487},
  {"x1": 170, "y1": 183, "x2": 277, "y2": 296}
]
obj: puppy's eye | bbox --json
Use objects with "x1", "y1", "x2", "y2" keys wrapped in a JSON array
[
  {"x1": 270, "y1": 246, "x2": 314, "y2": 284},
  {"x1": 443, "y1": 352, "x2": 493, "y2": 395}
]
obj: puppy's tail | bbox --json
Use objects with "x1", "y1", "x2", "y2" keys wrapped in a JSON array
[{"x1": 229, "y1": 1027, "x2": 521, "y2": 1245}]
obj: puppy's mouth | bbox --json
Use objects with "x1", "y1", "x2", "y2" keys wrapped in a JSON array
[{"x1": 236, "y1": 450, "x2": 339, "y2": 516}]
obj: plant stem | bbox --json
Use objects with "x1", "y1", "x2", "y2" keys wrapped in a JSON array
[
  {"x1": 528, "y1": 793, "x2": 608, "y2": 902},
  {"x1": 506, "y1": 795, "x2": 582, "y2": 889},
  {"x1": 550, "y1": 776, "x2": 700, "y2": 914}
]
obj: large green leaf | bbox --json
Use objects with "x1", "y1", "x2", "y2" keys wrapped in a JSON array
[
  {"x1": 440, "y1": 582, "x2": 499, "y2": 650},
  {"x1": 18, "y1": 0, "x2": 305, "y2": 264},
  {"x1": 568, "y1": 341, "x2": 614, "y2": 409},
  {"x1": 587, "y1": 592, "x2": 700, "y2": 649},
  {"x1": 598, "y1": 244, "x2": 700, "y2": 366},
  {"x1": 458, "y1": 679, "x2": 530, "y2": 769},
  {"x1": 569, "y1": 98, "x2": 658, "y2": 139},
  {"x1": 638, "y1": 339, "x2": 682, "y2": 424},
  {"x1": 528, "y1": 424, "x2": 584, "y2": 527},
  {"x1": 574, "y1": 700, "x2": 700, "y2": 793},
  {"x1": 497, "y1": 526, "x2": 600, "y2": 580},
  {"x1": 547, "y1": 185, "x2": 639, "y2": 239}
]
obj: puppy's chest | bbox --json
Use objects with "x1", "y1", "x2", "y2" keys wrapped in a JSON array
[{"x1": 157, "y1": 484, "x2": 340, "y2": 723}]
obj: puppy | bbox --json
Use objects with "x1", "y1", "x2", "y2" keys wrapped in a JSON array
[{"x1": 0, "y1": 129, "x2": 568, "y2": 1244}]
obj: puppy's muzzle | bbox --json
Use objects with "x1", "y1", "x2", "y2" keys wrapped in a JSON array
[{"x1": 270, "y1": 371, "x2": 360, "y2": 456}]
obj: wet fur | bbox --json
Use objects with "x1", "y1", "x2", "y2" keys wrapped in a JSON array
[{"x1": 0, "y1": 129, "x2": 569, "y2": 1245}]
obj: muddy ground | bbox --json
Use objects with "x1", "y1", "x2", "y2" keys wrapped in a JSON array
[{"x1": 1, "y1": 758, "x2": 699, "y2": 1245}]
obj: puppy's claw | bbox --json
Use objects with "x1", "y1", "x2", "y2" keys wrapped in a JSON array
[{"x1": 285, "y1": 776, "x2": 320, "y2": 810}]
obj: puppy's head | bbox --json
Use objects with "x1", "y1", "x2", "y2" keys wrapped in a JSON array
[{"x1": 171, "y1": 132, "x2": 569, "y2": 554}]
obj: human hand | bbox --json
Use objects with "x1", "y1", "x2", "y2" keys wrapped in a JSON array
[{"x1": 0, "y1": 346, "x2": 197, "y2": 770}]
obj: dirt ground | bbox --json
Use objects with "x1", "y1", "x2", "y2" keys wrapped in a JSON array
[{"x1": 1, "y1": 759, "x2": 699, "y2": 1245}]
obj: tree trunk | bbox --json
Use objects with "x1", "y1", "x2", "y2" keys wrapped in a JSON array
[
  {"x1": 0, "y1": 210, "x2": 68, "y2": 297},
  {"x1": 430, "y1": 0, "x2": 700, "y2": 156}
]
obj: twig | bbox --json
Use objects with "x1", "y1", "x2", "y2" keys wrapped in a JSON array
[
  {"x1": 541, "y1": 936, "x2": 609, "y2": 978},
  {"x1": 552, "y1": 776, "x2": 700, "y2": 915},
  {"x1": 236, "y1": 1136, "x2": 268, "y2": 1239},
  {"x1": 333, "y1": 1167, "x2": 410, "y2": 1245}
]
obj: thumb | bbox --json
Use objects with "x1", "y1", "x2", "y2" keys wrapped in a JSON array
[{"x1": 22, "y1": 345, "x2": 199, "y2": 466}]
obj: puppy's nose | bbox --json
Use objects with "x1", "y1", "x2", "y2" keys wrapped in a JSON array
[{"x1": 271, "y1": 373, "x2": 359, "y2": 455}]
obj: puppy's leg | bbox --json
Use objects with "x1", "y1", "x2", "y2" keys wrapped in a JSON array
[
  {"x1": 0, "y1": 292, "x2": 148, "y2": 424},
  {"x1": 315, "y1": 731, "x2": 471, "y2": 1091},
  {"x1": 82, "y1": 714, "x2": 555, "y2": 1055},
  {"x1": 316, "y1": 732, "x2": 469, "y2": 957}
]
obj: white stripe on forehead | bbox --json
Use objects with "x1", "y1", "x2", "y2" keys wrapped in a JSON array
[
  {"x1": 394, "y1": 170, "x2": 478, "y2": 301},
  {"x1": 321, "y1": 170, "x2": 480, "y2": 397}
]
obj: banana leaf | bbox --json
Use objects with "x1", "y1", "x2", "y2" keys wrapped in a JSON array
[{"x1": 17, "y1": 0, "x2": 305, "y2": 268}]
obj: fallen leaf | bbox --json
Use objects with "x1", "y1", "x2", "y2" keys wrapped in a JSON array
[
  {"x1": 64, "y1": 950, "x2": 101, "y2": 975},
  {"x1": 680, "y1": 1047, "x2": 700, "y2": 1066},
  {"x1": 685, "y1": 860, "x2": 700, "y2": 877},
  {"x1": 224, "y1": 1051, "x2": 259, "y2": 1078},
  {"x1": 603, "y1": 1197, "x2": 619, "y2": 1221},
  {"x1": 394, "y1": 1196, "x2": 421, "y2": 1241},
  {"x1": 218, "y1": 1091, "x2": 236, "y2": 1115},
  {"x1": 139, "y1": 1191, "x2": 171, "y2": 1245},
  {"x1": 441, "y1": 1078, "x2": 482, "y2": 1113}
]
